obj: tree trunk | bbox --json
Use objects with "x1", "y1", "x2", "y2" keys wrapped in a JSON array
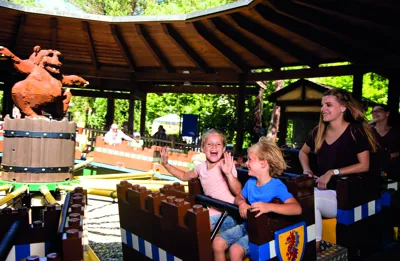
[
  {"x1": 254, "y1": 83, "x2": 265, "y2": 128},
  {"x1": 267, "y1": 80, "x2": 284, "y2": 141}
]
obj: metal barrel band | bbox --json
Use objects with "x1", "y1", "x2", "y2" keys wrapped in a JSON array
[
  {"x1": 1, "y1": 165, "x2": 73, "y2": 173},
  {"x1": 4, "y1": 130, "x2": 75, "y2": 141}
]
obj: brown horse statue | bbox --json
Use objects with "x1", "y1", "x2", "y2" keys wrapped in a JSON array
[{"x1": 0, "y1": 45, "x2": 88, "y2": 119}]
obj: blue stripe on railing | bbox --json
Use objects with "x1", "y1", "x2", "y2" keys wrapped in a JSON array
[
  {"x1": 250, "y1": 240, "x2": 275, "y2": 261},
  {"x1": 337, "y1": 199, "x2": 381, "y2": 225},
  {"x1": 381, "y1": 190, "x2": 392, "y2": 206},
  {"x1": 6, "y1": 242, "x2": 49, "y2": 261},
  {"x1": 121, "y1": 228, "x2": 182, "y2": 261}
]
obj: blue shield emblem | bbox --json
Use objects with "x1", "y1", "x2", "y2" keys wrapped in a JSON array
[{"x1": 274, "y1": 221, "x2": 306, "y2": 261}]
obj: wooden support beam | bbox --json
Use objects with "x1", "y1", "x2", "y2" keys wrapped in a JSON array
[
  {"x1": 270, "y1": 0, "x2": 397, "y2": 56},
  {"x1": 352, "y1": 73, "x2": 363, "y2": 102},
  {"x1": 136, "y1": 24, "x2": 174, "y2": 73},
  {"x1": 293, "y1": 0, "x2": 399, "y2": 49},
  {"x1": 277, "y1": 105, "x2": 287, "y2": 147},
  {"x1": 128, "y1": 90, "x2": 135, "y2": 133},
  {"x1": 82, "y1": 22, "x2": 99, "y2": 69},
  {"x1": 292, "y1": 0, "x2": 399, "y2": 30},
  {"x1": 105, "y1": 98, "x2": 115, "y2": 128},
  {"x1": 247, "y1": 65, "x2": 375, "y2": 81},
  {"x1": 140, "y1": 96, "x2": 147, "y2": 136},
  {"x1": 51, "y1": 18, "x2": 58, "y2": 50},
  {"x1": 162, "y1": 23, "x2": 213, "y2": 73},
  {"x1": 134, "y1": 71, "x2": 239, "y2": 82},
  {"x1": 138, "y1": 85, "x2": 258, "y2": 95},
  {"x1": 70, "y1": 89, "x2": 130, "y2": 99},
  {"x1": 0, "y1": 71, "x2": 13, "y2": 116},
  {"x1": 230, "y1": 13, "x2": 320, "y2": 68},
  {"x1": 110, "y1": 24, "x2": 136, "y2": 72},
  {"x1": 255, "y1": 3, "x2": 362, "y2": 62},
  {"x1": 11, "y1": 15, "x2": 26, "y2": 53},
  {"x1": 388, "y1": 76, "x2": 400, "y2": 113},
  {"x1": 235, "y1": 74, "x2": 246, "y2": 153},
  {"x1": 210, "y1": 17, "x2": 281, "y2": 70},
  {"x1": 190, "y1": 22, "x2": 249, "y2": 73}
]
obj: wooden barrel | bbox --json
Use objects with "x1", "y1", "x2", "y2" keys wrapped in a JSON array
[{"x1": 1, "y1": 117, "x2": 76, "y2": 183}]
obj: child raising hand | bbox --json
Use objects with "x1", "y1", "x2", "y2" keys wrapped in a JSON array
[
  {"x1": 213, "y1": 137, "x2": 302, "y2": 261},
  {"x1": 160, "y1": 129, "x2": 242, "y2": 232}
]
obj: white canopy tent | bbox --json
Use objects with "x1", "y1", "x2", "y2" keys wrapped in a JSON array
[{"x1": 151, "y1": 114, "x2": 182, "y2": 135}]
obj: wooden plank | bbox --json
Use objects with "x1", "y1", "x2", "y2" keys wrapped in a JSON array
[
  {"x1": 136, "y1": 24, "x2": 174, "y2": 73},
  {"x1": 140, "y1": 85, "x2": 258, "y2": 95},
  {"x1": 162, "y1": 23, "x2": 213, "y2": 73},
  {"x1": 230, "y1": 13, "x2": 320, "y2": 68},
  {"x1": 51, "y1": 18, "x2": 58, "y2": 50},
  {"x1": 190, "y1": 22, "x2": 248, "y2": 73},
  {"x1": 255, "y1": 3, "x2": 361, "y2": 62},
  {"x1": 10, "y1": 14, "x2": 26, "y2": 53},
  {"x1": 110, "y1": 24, "x2": 136, "y2": 72},
  {"x1": 271, "y1": 0, "x2": 398, "y2": 55},
  {"x1": 31, "y1": 118, "x2": 43, "y2": 182},
  {"x1": 82, "y1": 21, "x2": 99, "y2": 69},
  {"x1": 210, "y1": 17, "x2": 282, "y2": 70}
]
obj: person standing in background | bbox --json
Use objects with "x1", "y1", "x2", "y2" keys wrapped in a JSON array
[{"x1": 104, "y1": 123, "x2": 133, "y2": 145}]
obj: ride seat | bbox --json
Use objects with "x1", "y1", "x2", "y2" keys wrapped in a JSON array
[{"x1": 322, "y1": 218, "x2": 337, "y2": 244}]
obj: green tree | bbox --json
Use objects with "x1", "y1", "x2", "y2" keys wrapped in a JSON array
[
  {"x1": 67, "y1": 0, "x2": 147, "y2": 16},
  {"x1": 5, "y1": 0, "x2": 39, "y2": 7},
  {"x1": 142, "y1": 0, "x2": 237, "y2": 15}
]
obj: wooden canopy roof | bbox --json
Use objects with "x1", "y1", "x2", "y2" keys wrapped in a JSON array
[
  {"x1": 1, "y1": 0, "x2": 399, "y2": 98},
  {"x1": 268, "y1": 79, "x2": 378, "y2": 107}
]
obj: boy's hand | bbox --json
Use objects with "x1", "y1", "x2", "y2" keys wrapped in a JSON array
[
  {"x1": 160, "y1": 147, "x2": 169, "y2": 166},
  {"x1": 239, "y1": 203, "x2": 251, "y2": 219},
  {"x1": 250, "y1": 202, "x2": 274, "y2": 218},
  {"x1": 221, "y1": 152, "x2": 234, "y2": 176}
]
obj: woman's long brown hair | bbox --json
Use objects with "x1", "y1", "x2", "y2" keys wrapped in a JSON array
[{"x1": 314, "y1": 88, "x2": 377, "y2": 153}]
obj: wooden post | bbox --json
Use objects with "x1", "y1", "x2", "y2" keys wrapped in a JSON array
[
  {"x1": 105, "y1": 98, "x2": 114, "y2": 129},
  {"x1": 277, "y1": 105, "x2": 287, "y2": 147},
  {"x1": 140, "y1": 95, "x2": 147, "y2": 136},
  {"x1": 352, "y1": 73, "x2": 363, "y2": 101},
  {"x1": 128, "y1": 90, "x2": 135, "y2": 134},
  {"x1": 388, "y1": 76, "x2": 399, "y2": 113},
  {"x1": 235, "y1": 74, "x2": 246, "y2": 154},
  {"x1": 0, "y1": 71, "x2": 14, "y2": 117}
]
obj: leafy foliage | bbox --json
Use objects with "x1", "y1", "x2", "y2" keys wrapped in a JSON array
[
  {"x1": 67, "y1": 0, "x2": 148, "y2": 16},
  {"x1": 142, "y1": 0, "x2": 237, "y2": 15},
  {"x1": 5, "y1": 0, "x2": 40, "y2": 7}
]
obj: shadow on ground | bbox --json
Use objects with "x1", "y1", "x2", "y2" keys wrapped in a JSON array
[{"x1": 90, "y1": 241, "x2": 123, "y2": 261}]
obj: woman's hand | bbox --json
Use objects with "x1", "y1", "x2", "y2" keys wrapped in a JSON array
[
  {"x1": 221, "y1": 152, "x2": 234, "y2": 177},
  {"x1": 316, "y1": 170, "x2": 334, "y2": 189},
  {"x1": 160, "y1": 147, "x2": 169, "y2": 166},
  {"x1": 250, "y1": 202, "x2": 274, "y2": 218},
  {"x1": 239, "y1": 203, "x2": 251, "y2": 219},
  {"x1": 303, "y1": 170, "x2": 318, "y2": 178}
]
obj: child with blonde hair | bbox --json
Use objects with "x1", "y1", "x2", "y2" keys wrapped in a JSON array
[
  {"x1": 213, "y1": 137, "x2": 302, "y2": 261},
  {"x1": 160, "y1": 129, "x2": 242, "y2": 231}
]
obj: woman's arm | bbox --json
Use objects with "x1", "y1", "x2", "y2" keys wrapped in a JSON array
[
  {"x1": 250, "y1": 198, "x2": 302, "y2": 217},
  {"x1": 121, "y1": 131, "x2": 133, "y2": 141},
  {"x1": 332, "y1": 150, "x2": 370, "y2": 175},
  {"x1": 316, "y1": 150, "x2": 370, "y2": 189},
  {"x1": 299, "y1": 144, "x2": 314, "y2": 176}
]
